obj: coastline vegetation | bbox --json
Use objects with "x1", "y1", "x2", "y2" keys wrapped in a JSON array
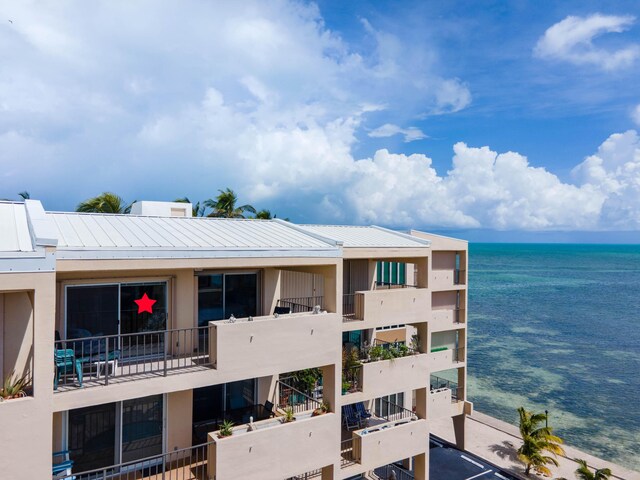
[
  {"x1": 517, "y1": 406, "x2": 565, "y2": 476},
  {"x1": 556, "y1": 459, "x2": 613, "y2": 480}
]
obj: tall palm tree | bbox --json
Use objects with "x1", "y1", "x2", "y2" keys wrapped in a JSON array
[
  {"x1": 76, "y1": 192, "x2": 134, "y2": 214},
  {"x1": 254, "y1": 209, "x2": 272, "y2": 219},
  {"x1": 517, "y1": 407, "x2": 565, "y2": 476},
  {"x1": 573, "y1": 459, "x2": 612, "y2": 480},
  {"x1": 174, "y1": 197, "x2": 206, "y2": 217},
  {"x1": 204, "y1": 188, "x2": 256, "y2": 218},
  {"x1": 18, "y1": 191, "x2": 30, "y2": 200}
]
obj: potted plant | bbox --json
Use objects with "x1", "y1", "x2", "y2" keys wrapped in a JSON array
[
  {"x1": 312, "y1": 400, "x2": 330, "y2": 416},
  {"x1": 0, "y1": 371, "x2": 29, "y2": 401},
  {"x1": 281, "y1": 406, "x2": 296, "y2": 423},
  {"x1": 218, "y1": 419, "x2": 234, "y2": 438}
]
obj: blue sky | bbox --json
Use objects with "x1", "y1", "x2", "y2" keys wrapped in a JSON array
[{"x1": 1, "y1": 1, "x2": 640, "y2": 240}]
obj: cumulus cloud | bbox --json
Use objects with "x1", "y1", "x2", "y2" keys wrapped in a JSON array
[
  {"x1": 368, "y1": 124, "x2": 427, "y2": 142},
  {"x1": 534, "y1": 14, "x2": 640, "y2": 70},
  {"x1": 1, "y1": 2, "x2": 640, "y2": 231}
]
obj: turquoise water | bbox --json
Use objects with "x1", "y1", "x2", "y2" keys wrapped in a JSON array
[{"x1": 467, "y1": 243, "x2": 640, "y2": 472}]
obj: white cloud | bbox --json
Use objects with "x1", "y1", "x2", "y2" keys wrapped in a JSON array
[
  {"x1": 368, "y1": 124, "x2": 427, "y2": 142},
  {"x1": 534, "y1": 14, "x2": 640, "y2": 70},
  {"x1": 632, "y1": 104, "x2": 640, "y2": 126},
  {"x1": 572, "y1": 130, "x2": 640, "y2": 229}
]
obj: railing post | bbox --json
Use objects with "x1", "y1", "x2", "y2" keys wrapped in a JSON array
[{"x1": 163, "y1": 330, "x2": 168, "y2": 376}]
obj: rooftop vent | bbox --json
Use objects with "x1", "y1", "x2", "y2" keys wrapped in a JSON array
[{"x1": 129, "y1": 201, "x2": 192, "y2": 217}]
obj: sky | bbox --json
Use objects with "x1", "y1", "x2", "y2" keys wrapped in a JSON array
[{"x1": 1, "y1": 1, "x2": 640, "y2": 241}]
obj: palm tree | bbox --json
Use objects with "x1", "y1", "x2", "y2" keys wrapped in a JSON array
[
  {"x1": 174, "y1": 197, "x2": 206, "y2": 217},
  {"x1": 18, "y1": 191, "x2": 30, "y2": 200},
  {"x1": 517, "y1": 407, "x2": 565, "y2": 476},
  {"x1": 204, "y1": 188, "x2": 256, "y2": 218},
  {"x1": 76, "y1": 192, "x2": 134, "y2": 214},
  {"x1": 254, "y1": 209, "x2": 272, "y2": 219},
  {"x1": 573, "y1": 459, "x2": 612, "y2": 480}
]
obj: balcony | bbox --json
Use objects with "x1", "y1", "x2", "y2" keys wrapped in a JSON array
[
  {"x1": 431, "y1": 308, "x2": 463, "y2": 332},
  {"x1": 208, "y1": 408, "x2": 337, "y2": 480},
  {"x1": 429, "y1": 375, "x2": 465, "y2": 419},
  {"x1": 431, "y1": 268, "x2": 466, "y2": 291},
  {"x1": 341, "y1": 400, "x2": 425, "y2": 473},
  {"x1": 276, "y1": 296, "x2": 324, "y2": 313},
  {"x1": 55, "y1": 441, "x2": 210, "y2": 480},
  {"x1": 53, "y1": 326, "x2": 212, "y2": 392},
  {"x1": 342, "y1": 288, "x2": 430, "y2": 329},
  {"x1": 429, "y1": 347, "x2": 465, "y2": 373},
  {"x1": 210, "y1": 311, "x2": 340, "y2": 377}
]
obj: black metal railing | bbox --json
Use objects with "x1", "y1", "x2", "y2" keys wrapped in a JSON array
[
  {"x1": 53, "y1": 326, "x2": 211, "y2": 391},
  {"x1": 286, "y1": 468, "x2": 323, "y2": 479},
  {"x1": 430, "y1": 374, "x2": 463, "y2": 402},
  {"x1": 276, "y1": 296, "x2": 324, "y2": 314},
  {"x1": 276, "y1": 379, "x2": 322, "y2": 414},
  {"x1": 340, "y1": 438, "x2": 356, "y2": 467},
  {"x1": 374, "y1": 281, "x2": 418, "y2": 289},
  {"x1": 58, "y1": 441, "x2": 211, "y2": 479},
  {"x1": 342, "y1": 293, "x2": 356, "y2": 320},
  {"x1": 377, "y1": 398, "x2": 415, "y2": 423}
]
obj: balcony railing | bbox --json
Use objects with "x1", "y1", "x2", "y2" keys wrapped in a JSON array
[
  {"x1": 276, "y1": 379, "x2": 323, "y2": 414},
  {"x1": 430, "y1": 374, "x2": 463, "y2": 403},
  {"x1": 341, "y1": 438, "x2": 356, "y2": 467},
  {"x1": 53, "y1": 326, "x2": 211, "y2": 391},
  {"x1": 375, "y1": 463, "x2": 415, "y2": 480},
  {"x1": 374, "y1": 281, "x2": 417, "y2": 290},
  {"x1": 56, "y1": 441, "x2": 211, "y2": 479},
  {"x1": 286, "y1": 469, "x2": 323, "y2": 479},
  {"x1": 342, "y1": 293, "x2": 356, "y2": 320},
  {"x1": 276, "y1": 296, "x2": 324, "y2": 313}
]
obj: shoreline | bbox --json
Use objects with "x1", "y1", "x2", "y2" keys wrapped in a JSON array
[{"x1": 430, "y1": 411, "x2": 640, "y2": 480}]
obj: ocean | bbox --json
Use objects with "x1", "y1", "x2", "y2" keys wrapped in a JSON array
[{"x1": 467, "y1": 243, "x2": 640, "y2": 472}]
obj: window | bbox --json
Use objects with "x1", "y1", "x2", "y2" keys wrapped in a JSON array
[
  {"x1": 198, "y1": 273, "x2": 259, "y2": 325},
  {"x1": 376, "y1": 262, "x2": 407, "y2": 286},
  {"x1": 374, "y1": 392, "x2": 405, "y2": 417}
]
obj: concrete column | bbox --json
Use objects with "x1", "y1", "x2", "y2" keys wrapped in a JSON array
[
  {"x1": 453, "y1": 414, "x2": 466, "y2": 450},
  {"x1": 321, "y1": 264, "x2": 341, "y2": 315},
  {"x1": 320, "y1": 363, "x2": 338, "y2": 413},
  {"x1": 367, "y1": 260, "x2": 378, "y2": 290},
  {"x1": 262, "y1": 268, "x2": 281, "y2": 316},
  {"x1": 257, "y1": 374, "x2": 277, "y2": 405},
  {"x1": 414, "y1": 451, "x2": 429, "y2": 480},
  {"x1": 415, "y1": 387, "x2": 427, "y2": 421},
  {"x1": 415, "y1": 257, "x2": 429, "y2": 288},
  {"x1": 415, "y1": 322, "x2": 430, "y2": 355},
  {"x1": 167, "y1": 390, "x2": 193, "y2": 451}
]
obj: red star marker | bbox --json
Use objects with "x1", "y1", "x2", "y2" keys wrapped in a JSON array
[{"x1": 134, "y1": 293, "x2": 156, "y2": 314}]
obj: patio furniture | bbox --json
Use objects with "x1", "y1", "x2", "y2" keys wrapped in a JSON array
[
  {"x1": 342, "y1": 404, "x2": 362, "y2": 430},
  {"x1": 54, "y1": 349, "x2": 83, "y2": 390},
  {"x1": 52, "y1": 450, "x2": 75, "y2": 479},
  {"x1": 274, "y1": 306, "x2": 291, "y2": 315},
  {"x1": 354, "y1": 402, "x2": 372, "y2": 422},
  {"x1": 264, "y1": 400, "x2": 275, "y2": 417}
]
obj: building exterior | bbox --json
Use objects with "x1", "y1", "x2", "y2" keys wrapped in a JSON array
[{"x1": 0, "y1": 199, "x2": 470, "y2": 480}]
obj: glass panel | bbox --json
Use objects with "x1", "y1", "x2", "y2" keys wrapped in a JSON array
[
  {"x1": 376, "y1": 261, "x2": 382, "y2": 284},
  {"x1": 192, "y1": 385, "x2": 225, "y2": 444},
  {"x1": 399, "y1": 263, "x2": 406, "y2": 284},
  {"x1": 198, "y1": 274, "x2": 224, "y2": 326},
  {"x1": 68, "y1": 402, "x2": 117, "y2": 473},
  {"x1": 391, "y1": 262, "x2": 398, "y2": 284},
  {"x1": 66, "y1": 285, "x2": 119, "y2": 339},
  {"x1": 120, "y1": 283, "x2": 167, "y2": 334},
  {"x1": 121, "y1": 395, "x2": 163, "y2": 464},
  {"x1": 224, "y1": 274, "x2": 257, "y2": 319},
  {"x1": 226, "y1": 378, "x2": 255, "y2": 411},
  {"x1": 383, "y1": 262, "x2": 390, "y2": 283},
  {"x1": 120, "y1": 283, "x2": 167, "y2": 360}
]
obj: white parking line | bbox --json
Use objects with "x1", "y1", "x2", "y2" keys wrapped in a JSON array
[
  {"x1": 466, "y1": 470, "x2": 493, "y2": 480},
  {"x1": 460, "y1": 455, "x2": 485, "y2": 469},
  {"x1": 494, "y1": 473, "x2": 510, "y2": 479}
]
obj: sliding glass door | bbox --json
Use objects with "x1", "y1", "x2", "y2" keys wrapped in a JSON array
[
  {"x1": 197, "y1": 273, "x2": 259, "y2": 326},
  {"x1": 68, "y1": 394, "x2": 164, "y2": 473},
  {"x1": 65, "y1": 282, "x2": 168, "y2": 361}
]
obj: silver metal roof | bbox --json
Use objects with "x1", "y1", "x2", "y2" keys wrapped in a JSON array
[
  {"x1": 0, "y1": 202, "x2": 33, "y2": 252},
  {"x1": 298, "y1": 225, "x2": 431, "y2": 248},
  {"x1": 46, "y1": 212, "x2": 340, "y2": 259}
]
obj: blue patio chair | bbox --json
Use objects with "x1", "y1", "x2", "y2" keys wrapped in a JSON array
[
  {"x1": 355, "y1": 402, "x2": 372, "y2": 421},
  {"x1": 342, "y1": 404, "x2": 362, "y2": 430},
  {"x1": 52, "y1": 450, "x2": 75, "y2": 479},
  {"x1": 54, "y1": 349, "x2": 83, "y2": 390}
]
